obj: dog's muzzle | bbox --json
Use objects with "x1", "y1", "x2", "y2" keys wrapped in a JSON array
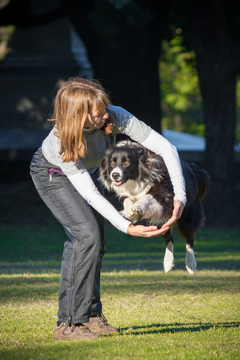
[{"x1": 110, "y1": 169, "x2": 125, "y2": 186}]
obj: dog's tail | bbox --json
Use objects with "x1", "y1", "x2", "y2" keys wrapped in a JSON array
[{"x1": 189, "y1": 163, "x2": 210, "y2": 200}]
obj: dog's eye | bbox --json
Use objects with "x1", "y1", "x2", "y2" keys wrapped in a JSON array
[{"x1": 124, "y1": 161, "x2": 130, "y2": 165}]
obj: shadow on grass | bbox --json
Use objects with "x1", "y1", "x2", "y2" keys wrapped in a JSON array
[
  {"x1": 121, "y1": 321, "x2": 240, "y2": 335},
  {"x1": 1, "y1": 261, "x2": 240, "y2": 276},
  {"x1": 1, "y1": 270, "x2": 239, "y2": 302},
  {"x1": 102, "y1": 255, "x2": 240, "y2": 272},
  {"x1": 0, "y1": 262, "x2": 61, "y2": 274},
  {"x1": 0, "y1": 258, "x2": 240, "y2": 275},
  {"x1": 0, "y1": 321, "x2": 239, "y2": 360}
]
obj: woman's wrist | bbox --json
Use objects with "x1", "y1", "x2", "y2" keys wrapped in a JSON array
[{"x1": 127, "y1": 223, "x2": 134, "y2": 235}]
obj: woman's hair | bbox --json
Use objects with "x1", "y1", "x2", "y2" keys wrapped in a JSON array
[{"x1": 51, "y1": 77, "x2": 112, "y2": 162}]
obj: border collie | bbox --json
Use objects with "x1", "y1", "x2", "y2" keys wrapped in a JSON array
[{"x1": 99, "y1": 140, "x2": 210, "y2": 274}]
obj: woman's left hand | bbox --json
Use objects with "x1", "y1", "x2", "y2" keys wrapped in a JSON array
[{"x1": 158, "y1": 200, "x2": 185, "y2": 233}]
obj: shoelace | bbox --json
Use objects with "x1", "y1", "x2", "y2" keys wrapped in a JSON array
[
  {"x1": 71, "y1": 324, "x2": 89, "y2": 332},
  {"x1": 98, "y1": 312, "x2": 108, "y2": 324},
  {"x1": 70, "y1": 325, "x2": 76, "y2": 331}
]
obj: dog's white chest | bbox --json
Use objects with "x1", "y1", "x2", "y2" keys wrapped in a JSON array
[{"x1": 122, "y1": 180, "x2": 151, "y2": 200}]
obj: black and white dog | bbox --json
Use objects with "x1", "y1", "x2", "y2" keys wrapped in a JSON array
[{"x1": 99, "y1": 140, "x2": 210, "y2": 274}]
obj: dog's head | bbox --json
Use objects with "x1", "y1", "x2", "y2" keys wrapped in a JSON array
[{"x1": 99, "y1": 141, "x2": 147, "y2": 190}]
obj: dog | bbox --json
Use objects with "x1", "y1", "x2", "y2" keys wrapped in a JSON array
[{"x1": 99, "y1": 140, "x2": 210, "y2": 274}]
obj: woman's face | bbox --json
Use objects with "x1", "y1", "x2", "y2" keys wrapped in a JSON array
[{"x1": 84, "y1": 104, "x2": 109, "y2": 129}]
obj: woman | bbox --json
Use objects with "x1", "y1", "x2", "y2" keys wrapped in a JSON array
[{"x1": 30, "y1": 77, "x2": 186, "y2": 341}]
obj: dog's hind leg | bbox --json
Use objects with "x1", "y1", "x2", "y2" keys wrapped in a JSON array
[
  {"x1": 185, "y1": 238, "x2": 197, "y2": 275},
  {"x1": 178, "y1": 208, "x2": 199, "y2": 274},
  {"x1": 162, "y1": 231, "x2": 174, "y2": 273}
]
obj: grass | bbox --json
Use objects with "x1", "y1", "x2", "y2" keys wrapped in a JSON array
[
  {"x1": 0, "y1": 179, "x2": 240, "y2": 359},
  {"x1": 0, "y1": 269, "x2": 239, "y2": 359}
]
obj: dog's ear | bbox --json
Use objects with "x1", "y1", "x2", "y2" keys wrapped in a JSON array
[
  {"x1": 105, "y1": 146, "x2": 114, "y2": 157},
  {"x1": 100, "y1": 158, "x2": 111, "y2": 180},
  {"x1": 137, "y1": 147, "x2": 146, "y2": 156},
  {"x1": 100, "y1": 157, "x2": 108, "y2": 171}
]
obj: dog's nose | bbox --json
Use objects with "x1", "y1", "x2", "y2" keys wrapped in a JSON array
[{"x1": 112, "y1": 172, "x2": 121, "y2": 180}]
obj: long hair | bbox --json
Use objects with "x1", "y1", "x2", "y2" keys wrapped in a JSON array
[{"x1": 51, "y1": 77, "x2": 113, "y2": 162}]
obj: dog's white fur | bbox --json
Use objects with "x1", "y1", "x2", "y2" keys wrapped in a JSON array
[
  {"x1": 185, "y1": 244, "x2": 197, "y2": 275},
  {"x1": 163, "y1": 242, "x2": 174, "y2": 273}
]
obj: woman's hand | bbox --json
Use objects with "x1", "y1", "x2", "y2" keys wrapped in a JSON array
[
  {"x1": 127, "y1": 223, "x2": 170, "y2": 237},
  {"x1": 158, "y1": 200, "x2": 185, "y2": 233},
  {"x1": 127, "y1": 200, "x2": 185, "y2": 237}
]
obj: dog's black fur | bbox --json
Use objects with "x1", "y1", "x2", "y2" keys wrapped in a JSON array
[{"x1": 99, "y1": 140, "x2": 210, "y2": 274}]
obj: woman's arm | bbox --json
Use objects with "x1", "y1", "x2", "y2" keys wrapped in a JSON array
[
  {"x1": 68, "y1": 169, "x2": 131, "y2": 233},
  {"x1": 140, "y1": 129, "x2": 186, "y2": 228},
  {"x1": 67, "y1": 169, "x2": 170, "y2": 236},
  {"x1": 140, "y1": 129, "x2": 187, "y2": 206}
]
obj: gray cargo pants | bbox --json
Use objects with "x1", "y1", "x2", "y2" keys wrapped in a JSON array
[{"x1": 30, "y1": 147, "x2": 105, "y2": 325}]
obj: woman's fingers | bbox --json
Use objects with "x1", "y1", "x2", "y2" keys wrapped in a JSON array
[{"x1": 127, "y1": 224, "x2": 170, "y2": 237}]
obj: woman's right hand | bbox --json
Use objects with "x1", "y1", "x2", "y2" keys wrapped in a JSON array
[{"x1": 127, "y1": 223, "x2": 169, "y2": 237}]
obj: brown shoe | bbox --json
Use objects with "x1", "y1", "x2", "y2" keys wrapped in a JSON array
[
  {"x1": 53, "y1": 321, "x2": 100, "y2": 341},
  {"x1": 83, "y1": 313, "x2": 118, "y2": 334}
]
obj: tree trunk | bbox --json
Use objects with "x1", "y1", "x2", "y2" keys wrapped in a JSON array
[
  {"x1": 92, "y1": 22, "x2": 163, "y2": 132},
  {"x1": 185, "y1": 0, "x2": 240, "y2": 226},
  {"x1": 202, "y1": 69, "x2": 238, "y2": 226},
  {"x1": 58, "y1": 0, "x2": 173, "y2": 132}
]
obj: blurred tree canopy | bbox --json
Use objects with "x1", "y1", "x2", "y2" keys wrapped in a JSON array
[
  {"x1": 160, "y1": 31, "x2": 204, "y2": 136},
  {"x1": 0, "y1": 24, "x2": 14, "y2": 60},
  {"x1": 160, "y1": 29, "x2": 240, "y2": 144}
]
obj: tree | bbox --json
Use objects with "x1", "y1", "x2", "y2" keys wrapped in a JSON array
[
  {"x1": 0, "y1": 0, "x2": 174, "y2": 131},
  {"x1": 184, "y1": 0, "x2": 240, "y2": 226},
  {"x1": 160, "y1": 31, "x2": 204, "y2": 135},
  {"x1": 0, "y1": 0, "x2": 64, "y2": 27},
  {"x1": 0, "y1": 0, "x2": 173, "y2": 131},
  {"x1": 57, "y1": 0, "x2": 174, "y2": 131}
]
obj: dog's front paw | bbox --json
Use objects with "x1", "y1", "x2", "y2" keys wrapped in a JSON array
[
  {"x1": 122, "y1": 199, "x2": 135, "y2": 218},
  {"x1": 120, "y1": 207, "x2": 134, "y2": 218},
  {"x1": 120, "y1": 210, "x2": 140, "y2": 223},
  {"x1": 131, "y1": 203, "x2": 144, "y2": 215}
]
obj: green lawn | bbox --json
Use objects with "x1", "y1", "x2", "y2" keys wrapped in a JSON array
[{"x1": 0, "y1": 180, "x2": 240, "y2": 359}]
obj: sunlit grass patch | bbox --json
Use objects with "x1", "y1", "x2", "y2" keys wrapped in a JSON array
[{"x1": 0, "y1": 269, "x2": 240, "y2": 360}]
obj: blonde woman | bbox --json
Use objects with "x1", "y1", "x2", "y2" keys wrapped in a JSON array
[{"x1": 30, "y1": 77, "x2": 186, "y2": 341}]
